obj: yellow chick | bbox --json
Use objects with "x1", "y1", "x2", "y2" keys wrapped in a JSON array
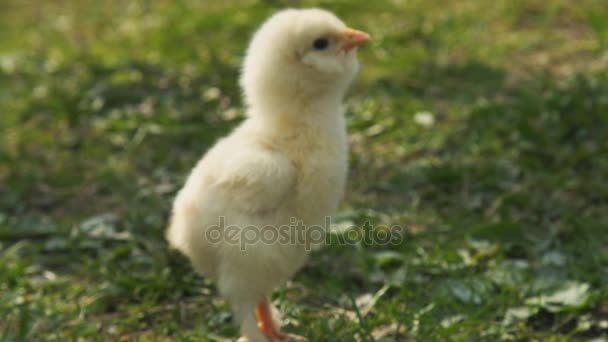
[{"x1": 167, "y1": 8, "x2": 369, "y2": 341}]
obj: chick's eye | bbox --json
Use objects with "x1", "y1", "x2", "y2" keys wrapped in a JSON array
[{"x1": 313, "y1": 37, "x2": 329, "y2": 50}]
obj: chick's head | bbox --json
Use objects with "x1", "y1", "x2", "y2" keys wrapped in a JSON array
[{"x1": 240, "y1": 8, "x2": 370, "y2": 114}]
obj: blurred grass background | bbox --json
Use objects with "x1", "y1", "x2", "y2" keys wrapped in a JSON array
[{"x1": 1, "y1": 0, "x2": 607, "y2": 340}]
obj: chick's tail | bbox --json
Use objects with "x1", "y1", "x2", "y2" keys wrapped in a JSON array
[{"x1": 166, "y1": 203, "x2": 218, "y2": 279}]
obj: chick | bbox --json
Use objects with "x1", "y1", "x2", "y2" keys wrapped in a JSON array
[{"x1": 167, "y1": 8, "x2": 369, "y2": 342}]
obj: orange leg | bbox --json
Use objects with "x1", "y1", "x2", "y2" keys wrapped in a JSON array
[{"x1": 255, "y1": 298, "x2": 286, "y2": 341}]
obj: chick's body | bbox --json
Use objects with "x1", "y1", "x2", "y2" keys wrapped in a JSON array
[
  {"x1": 167, "y1": 8, "x2": 368, "y2": 342},
  {"x1": 169, "y1": 111, "x2": 347, "y2": 292}
]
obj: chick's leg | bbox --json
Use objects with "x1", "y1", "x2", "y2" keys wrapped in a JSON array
[
  {"x1": 233, "y1": 300, "x2": 267, "y2": 342},
  {"x1": 256, "y1": 298, "x2": 286, "y2": 340}
]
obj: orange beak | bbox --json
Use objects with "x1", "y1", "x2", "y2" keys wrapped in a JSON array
[{"x1": 342, "y1": 27, "x2": 371, "y2": 51}]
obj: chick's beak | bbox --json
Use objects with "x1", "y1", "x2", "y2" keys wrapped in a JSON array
[{"x1": 342, "y1": 27, "x2": 371, "y2": 51}]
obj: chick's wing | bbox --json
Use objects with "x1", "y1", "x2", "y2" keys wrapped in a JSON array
[{"x1": 201, "y1": 141, "x2": 297, "y2": 216}]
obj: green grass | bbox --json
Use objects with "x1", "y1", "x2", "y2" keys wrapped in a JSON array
[{"x1": 1, "y1": 0, "x2": 607, "y2": 340}]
